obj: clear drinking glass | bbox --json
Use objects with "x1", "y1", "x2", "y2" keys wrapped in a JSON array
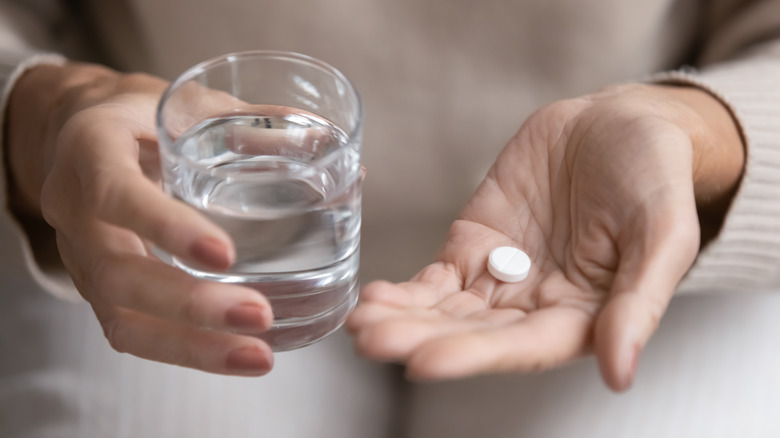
[{"x1": 156, "y1": 51, "x2": 363, "y2": 351}]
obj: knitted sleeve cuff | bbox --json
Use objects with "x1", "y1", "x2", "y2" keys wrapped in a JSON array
[
  {"x1": 0, "y1": 51, "x2": 80, "y2": 301},
  {"x1": 651, "y1": 46, "x2": 780, "y2": 294}
]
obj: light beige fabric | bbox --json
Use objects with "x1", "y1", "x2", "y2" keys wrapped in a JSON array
[
  {"x1": 2, "y1": 0, "x2": 780, "y2": 436},
  {"x1": 5, "y1": 0, "x2": 780, "y2": 292}
]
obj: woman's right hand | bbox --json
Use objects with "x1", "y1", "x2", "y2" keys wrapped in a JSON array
[{"x1": 6, "y1": 62, "x2": 275, "y2": 375}]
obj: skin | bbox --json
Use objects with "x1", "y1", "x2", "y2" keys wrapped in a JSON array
[
  {"x1": 5, "y1": 63, "x2": 744, "y2": 389},
  {"x1": 346, "y1": 84, "x2": 744, "y2": 392},
  {"x1": 6, "y1": 63, "x2": 275, "y2": 376}
]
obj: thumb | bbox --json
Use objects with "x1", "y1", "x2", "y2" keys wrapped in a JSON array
[{"x1": 594, "y1": 206, "x2": 699, "y2": 392}]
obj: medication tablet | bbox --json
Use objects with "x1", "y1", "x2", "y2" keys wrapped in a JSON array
[{"x1": 487, "y1": 246, "x2": 531, "y2": 283}]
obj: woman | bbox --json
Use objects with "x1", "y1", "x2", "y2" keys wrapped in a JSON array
[{"x1": 2, "y1": 0, "x2": 779, "y2": 436}]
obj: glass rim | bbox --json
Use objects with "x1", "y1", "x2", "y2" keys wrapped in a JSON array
[{"x1": 155, "y1": 50, "x2": 363, "y2": 158}]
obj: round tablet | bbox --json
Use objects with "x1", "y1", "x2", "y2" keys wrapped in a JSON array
[{"x1": 487, "y1": 246, "x2": 531, "y2": 283}]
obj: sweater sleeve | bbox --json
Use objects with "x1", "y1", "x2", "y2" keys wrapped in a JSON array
[
  {"x1": 1, "y1": 1, "x2": 79, "y2": 300},
  {"x1": 653, "y1": 1, "x2": 780, "y2": 293}
]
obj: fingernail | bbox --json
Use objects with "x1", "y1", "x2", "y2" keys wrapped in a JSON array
[
  {"x1": 226, "y1": 303, "x2": 269, "y2": 330},
  {"x1": 226, "y1": 345, "x2": 272, "y2": 373},
  {"x1": 190, "y1": 236, "x2": 232, "y2": 269}
]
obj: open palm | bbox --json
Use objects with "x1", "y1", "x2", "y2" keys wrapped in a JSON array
[{"x1": 347, "y1": 86, "x2": 702, "y2": 391}]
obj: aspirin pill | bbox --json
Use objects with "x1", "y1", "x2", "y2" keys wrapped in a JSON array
[{"x1": 487, "y1": 246, "x2": 531, "y2": 283}]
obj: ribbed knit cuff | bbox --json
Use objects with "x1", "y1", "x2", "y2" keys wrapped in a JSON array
[
  {"x1": 0, "y1": 50, "x2": 79, "y2": 301},
  {"x1": 651, "y1": 51, "x2": 780, "y2": 294}
]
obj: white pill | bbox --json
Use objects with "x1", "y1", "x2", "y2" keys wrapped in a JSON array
[{"x1": 487, "y1": 246, "x2": 531, "y2": 283}]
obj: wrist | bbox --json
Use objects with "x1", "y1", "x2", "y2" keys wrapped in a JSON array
[
  {"x1": 5, "y1": 62, "x2": 119, "y2": 215},
  {"x1": 650, "y1": 84, "x2": 745, "y2": 244}
]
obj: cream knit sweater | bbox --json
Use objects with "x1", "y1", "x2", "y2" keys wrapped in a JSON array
[{"x1": 1, "y1": 0, "x2": 780, "y2": 437}]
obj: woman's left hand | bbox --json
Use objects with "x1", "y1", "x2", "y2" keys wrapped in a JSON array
[{"x1": 347, "y1": 84, "x2": 744, "y2": 391}]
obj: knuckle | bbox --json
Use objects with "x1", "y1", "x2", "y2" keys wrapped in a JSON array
[
  {"x1": 59, "y1": 107, "x2": 103, "y2": 143},
  {"x1": 82, "y1": 167, "x2": 128, "y2": 220},
  {"x1": 640, "y1": 294, "x2": 667, "y2": 332},
  {"x1": 59, "y1": 70, "x2": 118, "y2": 108},
  {"x1": 177, "y1": 281, "x2": 209, "y2": 324},
  {"x1": 101, "y1": 314, "x2": 129, "y2": 353},
  {"x1": 123, "y1": 72, "x2": 152, "y2": 83},
  {"x1": 121, "y1": 72, "x2": 155, "y2": 86},
  {"x1": 88, "y1": 255, "x2": 117, "y2": 296},
  {"x1": 147, "y1": 211, "x2": 178, "y2": 243},
  {"x1": 117, "y1": 72, "x2": 167, "y2": 95},
  {"x1": 39, "y1": 175, "x2": 63, "y2": 227},
  {"x1": 56, "y1": 238, "x2": 88, "y2": 292},
  {"x1": 359, "y1": 281, "x2": 390, "y2": 301}
]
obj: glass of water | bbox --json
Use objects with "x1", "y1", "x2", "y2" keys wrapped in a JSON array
[{"x1": 156, "y1": 51, "x2": 363, "y2": 351}]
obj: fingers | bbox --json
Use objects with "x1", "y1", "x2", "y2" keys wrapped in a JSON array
[
  {"x1": 350, "y1": 301, "x2": 528, "y2": 362},
  {"x1": 594, "y1": 207, "x2": 700, "y2": 392},
  {"x1": 87, "y1": 165, "x2": 235, "y2": 269},
  {"x1": 593, "y1": 294, "x2": 650, "y2": 392},
  {"x1": 225, "y1": 124, "x2": 335, "y2": 156},
  {"x1": 55, "y1": 222, "x2": 275, "y2": 374},
  {"x1": 353, "y1": 310, "x2": 468, "y2": 361},
  {"x1": 91, "y1": 252, "x2": 273, "y2": 332},
  {"x1": 405, "y1": 307, "x2": 591, "y2": 380},
  {"x1": 357, "y1": 265, "x2": 460, "y2": 308},
  {"x1": 94, "y1": 305, "x2": 273, "y2": 376},
  {"x1": 55, "y1": 107, "x2": 234, "y2": 269},
  {"x1": 56, "y1": 219, "x2": 273, "y2": 331},
  {"x1": 37, "y1": 80, "x2": 276, "y2": 375},
  {"x1": 348, "y1": 279, "x2": 466, "y2": 360}
]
